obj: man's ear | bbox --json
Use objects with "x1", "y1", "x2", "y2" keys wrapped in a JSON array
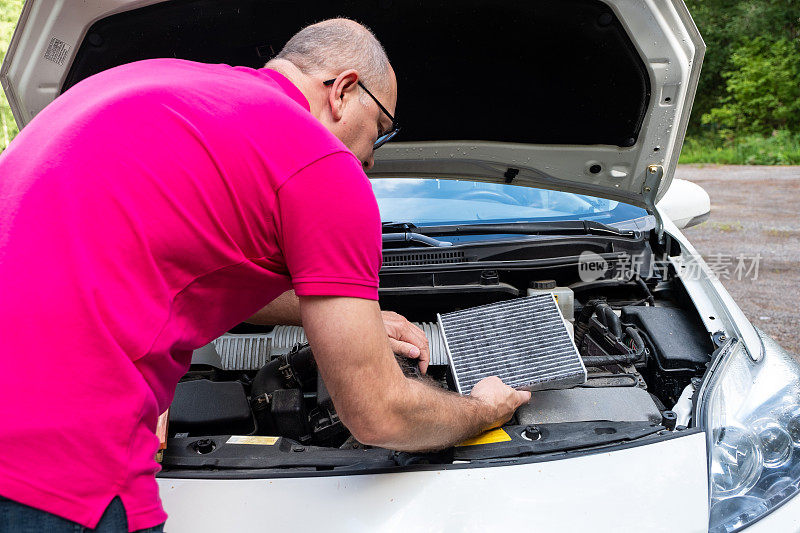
[{"x1": 327, "y1": 69, "x2": 360, "y2": 121}]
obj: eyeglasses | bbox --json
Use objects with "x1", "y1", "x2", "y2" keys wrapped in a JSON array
[{"x1": 323, "y1": 79, "x2": 400, "y2": 150}]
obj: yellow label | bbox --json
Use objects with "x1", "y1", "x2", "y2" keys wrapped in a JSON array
[
  {"x1": 554, "y1": 295, "x2": 559, "y2": 302},
  {"x1": 457, "y1": 428, "x2": 512, "y2": 447},
  {"x1": 226, "y1": 435, "x2": 279, "y2": 445}
]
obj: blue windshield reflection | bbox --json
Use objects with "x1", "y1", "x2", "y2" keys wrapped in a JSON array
[{"x1": 370, "y1": 178, "x2": 647, "y2": 226}]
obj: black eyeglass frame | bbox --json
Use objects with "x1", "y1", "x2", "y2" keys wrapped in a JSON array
[{"x1": 323, "y1": 78, "x2": 400, "y2": 150}]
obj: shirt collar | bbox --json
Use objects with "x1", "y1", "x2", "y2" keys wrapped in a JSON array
[{"x1": 260, "y1": 68, "x2": 311, "y2": 112}]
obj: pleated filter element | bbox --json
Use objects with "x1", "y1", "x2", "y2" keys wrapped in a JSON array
[{"x1": 438, "y1": 295, "x2": 587, "y2": 395}]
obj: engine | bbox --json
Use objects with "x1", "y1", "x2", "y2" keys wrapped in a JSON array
[{"x1": 166, "y1": 277, "x2": 713, "y2": 449}]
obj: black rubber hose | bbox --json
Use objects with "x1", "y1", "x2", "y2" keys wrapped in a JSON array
[
  {"x1": 588, "y1": 302, "x2": 623, "y2": 339},
  {"x1": 602, "y1": 305, "x2": 623, "y2": 338},
  {"x1": 582, "y1": 353, "x2": 639, "y2": 366},
  {"x1": 250, "y1": 360, "x2": 284, "y2": 397},
  {"x1": 634, "y1": 275, "x2": 656, "y2": 306},
  {"x1": 251, "y1": 344, "x2": 317, "y2": 398},
  {"x1": 594, "y1": 304, "x2": 608, "y2": 327},
  {"x1": 580, "y1": 326, "x2": 646, "y2": 367},
  {"x1": 574, "y1": 299, "x2": 604, "y2": 348}
]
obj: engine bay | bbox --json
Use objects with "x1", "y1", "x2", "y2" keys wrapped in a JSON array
[{"x1": 161, "y1": 231, "x2": 717, "y2": 471}]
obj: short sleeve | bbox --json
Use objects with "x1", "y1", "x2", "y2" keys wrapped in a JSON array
[{"x1": 275, "y1": 151, "x2": 383, "y2": 300}]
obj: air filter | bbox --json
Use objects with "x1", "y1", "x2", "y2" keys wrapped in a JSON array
[{"x1": 438, "y1": 295, "x2": 586, "y2": 394}]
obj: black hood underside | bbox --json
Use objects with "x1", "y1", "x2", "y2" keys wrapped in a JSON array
[{"x1": 64, "y1": 0, "x2": 650, "y2": 147}]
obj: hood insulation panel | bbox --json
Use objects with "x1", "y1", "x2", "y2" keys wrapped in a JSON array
[
  {"x1": 438, "y1": 295, "x2": 586, "y2": 394},
  {"x1": 60, "y1": 0, "x2": 648, "y2": 147}
]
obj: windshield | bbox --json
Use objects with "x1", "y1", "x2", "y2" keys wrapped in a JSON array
[{"x1": 371, "y1": 178, "x2": 647, "y2": 226}]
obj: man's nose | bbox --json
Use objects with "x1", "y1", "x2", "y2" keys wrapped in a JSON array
[{"x1": 363, "y1": 154, "x2": 375, "y2": 171}]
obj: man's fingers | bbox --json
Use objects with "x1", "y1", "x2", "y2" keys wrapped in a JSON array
[
  {"x1": 389, "y1": 338, "x2": 420, "y2": 358},
  {"x1": 393, "y1": 318, "x2": 429, "y2": 355},
  {"x1": 515, "y1": 390, "x2": 532, "y2": 406},
  {"x1": 402, "y1": 322, "x2": 430, "y2": 374},
  {"x1": 388, "y1": 339, "x2": 431, "y2": 375},
  {"x1": 381, "y1": 311, "x2": 431, "y2": 374},
  {"x1": 418, "y1": 355, "x2": 429, "y2": 375}
]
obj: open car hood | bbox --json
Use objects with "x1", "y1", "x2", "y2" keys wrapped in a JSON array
[{"x1": 1, "y1": 0, "x2": 703, "y2": 209}]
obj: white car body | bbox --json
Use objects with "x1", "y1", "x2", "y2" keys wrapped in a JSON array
[
  {"x1": 657, "y1": 178, "x2": 711, "y2": 229},
  {"x1": 3, "y1": 1, "x2": 799, "y2": 532},
  {"x1": 158, "y1": 432, "x2": 710, "y2": 532},
  {"x1": 152, "y1": 213, "x2": 800, "y2": 533}
]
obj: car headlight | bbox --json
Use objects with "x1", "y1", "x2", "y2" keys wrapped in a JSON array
[{"x1": 698, "y1": 332, "x2": 800, "y2": 533}]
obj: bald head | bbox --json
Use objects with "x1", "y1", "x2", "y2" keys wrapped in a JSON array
[
  {"x1": 265, "y1": 18, "x2": 397, "y2": 170},
  {"x1": 270, "y1": 18, "x2": 392, "y2": 95}
]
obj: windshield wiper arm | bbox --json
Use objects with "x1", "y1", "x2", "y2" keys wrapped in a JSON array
[
  {"x1": 382, "y1": 232, "x2": 452, "y2": 247},
  {"x1": 382, "y1": 221, "x2": 418, "y2": 233},
  {"x1": 395, "y1": 221, "x2": 637, "y2": 238},
  {"x1": 382, "y1": 221, "x2": 453, "y2": 247}
]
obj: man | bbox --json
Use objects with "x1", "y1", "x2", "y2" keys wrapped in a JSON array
[{"x1": 0, "y1": 18, "x2": 529, "y2": 532}]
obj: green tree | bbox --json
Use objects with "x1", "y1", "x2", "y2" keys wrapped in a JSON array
[
  {"x1": 702, "y1": 37, "x2": 800, "y2": 134},
  {"x1": 684, "y1": 0, "x2": 800, "y2": 134},
  {"x1": 1, "y1": 0, "x2": 23, "y2": 152}
]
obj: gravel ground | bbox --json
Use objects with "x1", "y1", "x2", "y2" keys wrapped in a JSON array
[{"x1": 677, "y1": 164, "x2": 800, "y2": 355}]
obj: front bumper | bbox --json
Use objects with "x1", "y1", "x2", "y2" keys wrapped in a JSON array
[{"x1": 158, "y1": 431, "x2": 709, "y2": 532}]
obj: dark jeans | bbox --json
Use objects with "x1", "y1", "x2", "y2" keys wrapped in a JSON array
[{"x1": 0, "y1": 496, "x2": 164, "y2": 533}]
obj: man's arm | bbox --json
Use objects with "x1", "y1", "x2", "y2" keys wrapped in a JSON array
[
  {"x1": 299, "y1": 295, "x2": 530, "y2": 451},
  {"x1": 248, "y1": 290, "x2": 432, "y2": 372},
  {"x1": 247, "y1": 290, "x2": 303, "y2": 326}
]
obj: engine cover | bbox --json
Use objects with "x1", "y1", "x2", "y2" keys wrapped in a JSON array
[{"x1": 517, "y1": 387, "x2": 662, "y2": 425}]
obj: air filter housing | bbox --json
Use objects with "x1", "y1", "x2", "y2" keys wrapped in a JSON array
[{"x1": 438, "y1": 295, "x2": 586, "y2": 394}]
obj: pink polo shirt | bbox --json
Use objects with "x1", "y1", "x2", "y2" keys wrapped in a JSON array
[{"x1": 0, "y1": 59, "x2": 382, "y2": 530}]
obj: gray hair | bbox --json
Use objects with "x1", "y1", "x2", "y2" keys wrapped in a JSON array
[{"x1": 271, "y1": 18, "x2": 391, "y2": 98}]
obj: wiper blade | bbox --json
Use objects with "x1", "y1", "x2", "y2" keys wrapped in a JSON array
[
  {"x1": 382, "y1": 221, "x2": 418, "y2": 233},
  {"x1": 382, "y1": 221, "x2": 452, "y2": 247},
  {"x1": 409, "y1": 221, "x2": 638, "y2": 238},
  {"x1": 382, "y1": 232, "x2": 453, "y2": 247}
]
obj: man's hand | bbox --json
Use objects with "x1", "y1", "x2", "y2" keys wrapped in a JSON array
[
  {"x1": 299, "y1": 296, "x2": 527, "y2": 451},
  {"x1": 247, "y1": 292, "x2": 431, "y2": 374},
  {"x1": 469, "y1": 377, "x2": 531, "y2": 429},
  {"x1": 381, "y1": 311, "x2": 430, "y2": 374}
]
